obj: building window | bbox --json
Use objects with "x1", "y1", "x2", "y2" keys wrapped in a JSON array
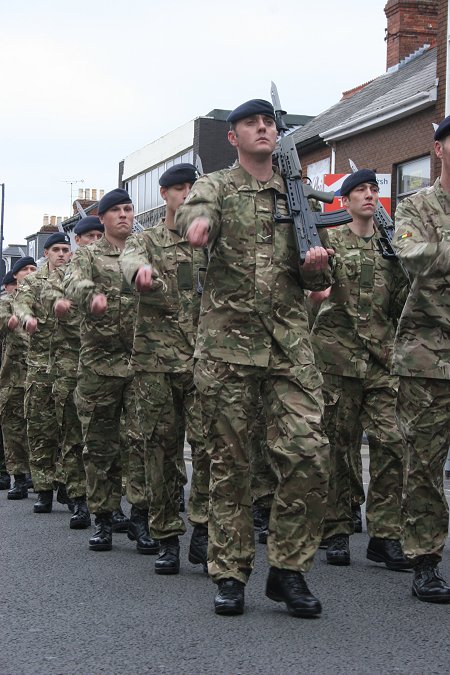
[
  {"x1": 397, "y1": 156, "x2": 431, "y2": 201},
  {"x1": 125, "y1": 148, "x2": 194, "y2": 215}
]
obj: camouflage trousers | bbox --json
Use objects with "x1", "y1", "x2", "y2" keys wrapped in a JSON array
[
  {"x1": 396, "y1": 376, "x2": 450, "y2": 563},
  {"x1": 0, "y1": 430, "x2": 5, "y2": 475},
  {"x1": 135, "y1": 369, "x2": 209, "y2": 540},
  {"x1": 0, "y1": 387, "x2": 29, "y2": 475},
  {"x1": 349, "y1": 425, "x2": 365, "y2": 508},
  {"x1": 75, "y1": 373, "x2": 145, "y2": 515},
  {"x1": 322, "y1": 362, "x2": 404, "y2": 539},
  {"x1": 194, "y1": 355, "x2": 329, "y2": 584},
  {"x1": 53, "y1": 376, "x2": 86, "y2": 500},
  {"x1": 249, "y1": 397, "x2": 276, "y2": 508},
  {"x1": 24, "y1": 367, "x2": 61, "y2": 492},
  {"x1": 123, "y1": 390, "x2": 148, "y2": 511}
]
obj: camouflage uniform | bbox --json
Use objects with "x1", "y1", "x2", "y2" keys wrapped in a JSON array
[
  {"x1": 0, "y1": 293, "x2": 29, "y2": 475},
  {"x1": 176, "y1": 162, "x2": 331, "y2": 584},
  {"x1": 44, "y1": 265, "x2": 86, "y2": 499},
  {"x1": 311, "y1": 225, "x2": 408, "y2": 539},
  {"x1": 121, "y1": 221, "x2": 210, "y2": 540},
  {"x1": 14, "y1": 263, "x2": 61, "y2": 491},
  {"x1": 65, "y1": 236, "x2": 144, "y2": 515},
  {"x1": 392, "y1": 178, "x2": 450, "y2": 563},
  {"x1": 249, "y1": 397, "x2": 276, "y2": 508}
]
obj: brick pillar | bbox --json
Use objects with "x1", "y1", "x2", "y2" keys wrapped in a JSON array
[{"x1": 384, "y1": 0, "x2": 438, "y2": 70}]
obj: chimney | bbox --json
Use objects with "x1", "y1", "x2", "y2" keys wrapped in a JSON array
[
  {"x1": 85, "y1": 188, "x2": 91, "y2": 200},
  {"x1": 99, "y1": 189, "x2": 105, "y2": 199},
  {"x1": 78, "y1": 188, "x2": 84, "y2": 199},
  {"x1": 384, "y1": 0, "x2": 438, "y2": 70},
  {"x1": 50, "y1": 215, "x2": 56, "y2": 226},
  {"x1": 57, "y1": 216, "x2": 62, "y2": 227},
  {"x1": 92, "y1": 188, "x2": 97, "y2": 200},
  {"x1": 43, "y1": 214, "x2": 49, "y2": 227}
]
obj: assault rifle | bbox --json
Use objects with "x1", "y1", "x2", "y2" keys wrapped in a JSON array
[
  {"x1": 270, "y1": 82, "x2": 352, "y2": 263},
  {"x1": 348, "y1": 159, "x2": 410, "y2": 282}
]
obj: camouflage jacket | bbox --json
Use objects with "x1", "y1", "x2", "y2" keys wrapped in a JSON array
[
  {"x1": 175, "y1": 162, "x2": 331, "y2": 368},
  {"x1": 44, "y1": 264, "x2": 81, "y2": 379},
  {"x1": 13, "y1": 261, "x2": 56, "y2": 371},
  {"x1": 121, "y1": 220, "x2": 207, "y2": 373},
  {"x1": 64, "y1": 236, "x2": 135, "y2": 378},
  {"x1": 392, "y1": 178, "x2": 450, "y2": 380},
  {"x1": 0, "y1": 291, "x2": 29, "y2": 390},
  {"x1": 311, "y1": 225, "x2": 408, "y2": 378}
]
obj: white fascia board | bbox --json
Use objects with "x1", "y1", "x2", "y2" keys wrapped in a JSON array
[
  {"x1": 123, "y1": 119, "x2": 195, "y2": 180},
  {"x1": 320, "y1": 87, "x2": 437, "y2": 142}
]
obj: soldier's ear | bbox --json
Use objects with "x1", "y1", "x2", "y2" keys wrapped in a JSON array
[{"x1": 228, "y1": 129, "x2": 238, "y2": 148}]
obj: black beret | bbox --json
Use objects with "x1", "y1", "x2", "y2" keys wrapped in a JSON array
[
  {"x1": 98, "y1": 188, "x2": 132, "y2": 215},
  {"x1": 74, "y1": 216, "x2": 104, "y2": 235},
  {"x1": 340, "y1": 169, "x2": 378, "y2": 196},
  {"x1": 434, "y1": 115, "x2": 450, "y2": 141},
  {"x1": 12, "y1": 256, "x2": 37, "y2": 275},
  {"x1": 2, "y1": 271, "x2": 16, "y2": 286},
  {"x1": 43, "y1": 232, "x2": 71, "y2": 250},
  {"x1": 226, "y1": 99, "x2": 275, "y2": 124},
  {"x1": 159, "y1": 163, "x2": 199, "y2": 188}
]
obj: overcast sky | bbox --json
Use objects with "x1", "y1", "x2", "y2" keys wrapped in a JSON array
[{"x1": 0, "y1": 0, "x2": 388, "y2": 245}]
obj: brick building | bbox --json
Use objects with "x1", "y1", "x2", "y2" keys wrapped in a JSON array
[{"x1": 293, "y1": 0, "x2": 447, "y2": 212}]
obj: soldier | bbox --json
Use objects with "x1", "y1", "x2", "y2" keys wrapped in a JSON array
[
  {"x1": 65, "y1": 189, "x2": 152, "y2": 552},
  {"x1": 0, "y1": 258, "x2": 36, "y2": 499},
  {"x1": 392, "y1": 117, "x2": 450, "y2": 603},
  {"x1": 176, "y1": 99, "x2": 331, "y2": 617},
  {"x1": 0, "y1": 271, "x2": 17, "y2": 491},
  {"x1": 14, "y1": 234, "x2": 72, "y2": 513},
  {"x1": 48, "y1": 216, "x2": 104, "y2": 529},
  {"x1": 121, "y1": 162, "x2": 210, "y2": 575},
  {"x1": 310, "y1": 170, "x2": 409, "y2": 570}
]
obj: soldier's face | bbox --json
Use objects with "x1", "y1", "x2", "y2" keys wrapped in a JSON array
[
  {"x1": 14, "y1": 264, "x2": 37, "y2": 282},
  {"x1": 228, "y1": 115, "x2": 277, "y2": 158},
  {"x1": 435, "y1": 137, "x2": 450, "y2": 173},
  {"x1": 100, "y1": 203, "x2": 134, "y2": 240},
  {"x1": 4, "y1": 282, "x2": 17, "y2": 294},
  {"x1": 75, "y1": 230, "x2": 103, "y2": 246},
  {"x1": 45, "y1": 244, "x2": 72, "y2": 270},
  {"x1": 343, "y1": 183, "x2": 379, "y2": 220},
  {"x1": 160, "y1": 183, "x2": 193, "y2": 216}
]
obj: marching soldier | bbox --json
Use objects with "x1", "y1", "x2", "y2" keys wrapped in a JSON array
[
  {"x1": 177, "y1": 99, "x2": 332, "y2": 617},
  {"x1": 392, "y1": 117, "x2": 450, "y2": 603}
]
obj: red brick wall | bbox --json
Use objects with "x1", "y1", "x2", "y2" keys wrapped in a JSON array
[{"x1": 385, "y1": 0, "x2": 438, "y2": 69}]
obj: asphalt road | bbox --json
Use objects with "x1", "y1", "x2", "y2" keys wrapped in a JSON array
[{"x1": 0, "y1": 455, "x2": 449, "y2": 675}]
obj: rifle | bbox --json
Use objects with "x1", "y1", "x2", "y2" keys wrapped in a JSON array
[
  {"x1": 348, "y1": 159, "x2": 410, "y2": 282},
  {"x1": 270, "y1": 82, "x2": 352, "y2": 263}
]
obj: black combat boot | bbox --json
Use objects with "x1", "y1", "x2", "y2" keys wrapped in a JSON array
[
  {"x1": 111, "y1": 504, "x2": 130, "y2": 532},
  {"x1": 266, "y1": 567, "x2": 322, "y2": 617},
  {"x1": 24, "y1": 473, "x2": 34, "y2": 491},
  {"x1": 154, "y1": 536, "x2": 180, "y2": 575},
  {"x1": 7, "y1": 474, "x2": 29, "y2": 500},
  {"x1": 367, "y1": 537, "x2": 413, "y2": 571},
  {"x1": 69, "y1": 497, "x2": 91, "y2": 529},
  {"x1": 188, "y1": 524, "x2": 208, "y2": 572},
  {"x1": 56, "y1": 483, "x2": 75, "y2": 513},
  {"x1": 412, "y1": 557, "x2": 450, "y2": 603},
  {"x1": 89, "y1": 514, "x2": 113, "y2": 551},
  {"x1": 214, "y1": 579, "x2": 245, "y2": 616},
  {"x1": 127, "y1": 505, "x2": 159, "y2": 554},
  {"x1": 351, "y1": 504, "x2": 363, "y2": 533},
  {"x1": 179, "y1": 486, "x2": 185, "y2": 513},
  {"x1": 34, "y1": 490, "x2": 53, "y2": 513},
  {"x1": 326, "y1": 534, "x2": 351, "y2": 566},
  {"x1": 253, "y1": 502, "x2": 270, "y2": 545},
  {"x1": 0, "y1": 473, "x2": 11, "y2": 490}
]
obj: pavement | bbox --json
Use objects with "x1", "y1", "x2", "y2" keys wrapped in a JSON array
[{"x1": 0, "y1": 450, "x2": 449, "y2": 675}]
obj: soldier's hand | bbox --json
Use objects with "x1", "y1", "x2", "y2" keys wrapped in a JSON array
[
  {"x1": 309, "y1": 287, "x2": 331, "y2": 304},
  {"x1": 303, "y1": 246, "x2": 333, "y2": 272},
  {"x1": 54, "y1": 298, "x2": 72, "y2": 317},
  {"x1": 186, "y1": 217, "x2": 210, "y2": 248},
  {"x1": 91, "y1": 293, "x2": 108, "y2": 315},
  {"x1": 25, "y1": 317, "x2": 38, "y2": 334},
  {"x1": 7, "y1": 315, "x2": 19, "y2": 331},
  {"x1": 135, "y1": 265, "x2": 153, "y2": 293}
]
